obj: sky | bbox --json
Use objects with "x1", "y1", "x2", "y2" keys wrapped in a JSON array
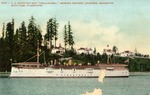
[{"x1": 0, "y1": 0, "x2": 150, "y2": 54}]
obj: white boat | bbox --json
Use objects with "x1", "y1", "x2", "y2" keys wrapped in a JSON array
[
  {"x1": 10, "y1": 62, "x2": 129, "y2": 78},
  {"x1": 10, "y1": 42, "x2": 129, "y2": 78}
]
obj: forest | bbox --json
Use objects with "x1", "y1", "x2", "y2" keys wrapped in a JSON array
[{"x1": 0, "y1": 16, "x2": 74, "y2": 71}]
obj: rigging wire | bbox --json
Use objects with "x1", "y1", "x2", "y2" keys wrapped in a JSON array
[{"x1": 24, "y1": 51, "x2": 44, "y2": 62}]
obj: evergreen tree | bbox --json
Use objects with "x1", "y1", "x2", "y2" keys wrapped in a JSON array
[
  {"x1": 13, "y1": 21, "x2": 27, "y2": 62},
  {"x1": 13, "y1": 28, "x2": 20, "y2": 62},
  {"x1": 27, "y1": 16, "x2": 40, "y2": 52},
  {"x1": 45, "y1": 18, "x2": 54, "y2": 49},
  {"x1": 20, "y1": 21, "x2": 27, "y2": 42},
  {"x1": 0, "y1": 38, "x2": 6, "y2": 71},
  {"x1": 45, "y1": 17, "x2": 58, "y2": 49},
  {"x1": 5, "y1": 19, "x2": 15, "y2": 58},
  {"x1": 36, "y1": 25, "x2": 43, "y2": 48},
  {"x1": 63, "y1": 25, "x2": 68, "y2": 50},
  {"x1": 6, "y1": 22, "x2": 14, "y2": 44},
  {"x1": 53, "y1": 18, "x2": 59, "y2": 48},
  {"x1": 14, "y1": 29, "x2": 19, "y2": 44},
  {"x1": 1, "y1": 19, "x2": 15, "y2": 71},
  {"x1": 28, "y1": 16, "x2": 36, "y2": 47},
  {"x1": 67, "y1": 21, "x2": 75, "y2": 49}
]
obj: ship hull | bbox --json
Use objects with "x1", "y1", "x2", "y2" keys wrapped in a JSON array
[{"x1": 10, "y1": 67, "x2": 129, "y2": 78}]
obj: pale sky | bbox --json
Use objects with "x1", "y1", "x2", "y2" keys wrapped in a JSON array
[{"x1": 0, "y1": 0, "x2": 150, "y2": 54}]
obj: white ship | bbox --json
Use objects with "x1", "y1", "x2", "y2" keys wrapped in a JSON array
[
  {"x1": 10, "y1": 43, "x2": 129, "y2": 78},
  {"x1": 10, "y1": 62, "x2": 129, "y2": 78}
]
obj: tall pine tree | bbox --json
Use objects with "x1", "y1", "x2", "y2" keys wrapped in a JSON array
[
  {"x1": 45, "y1": 17, "x2": 59, "y2": 49},
  {"x1": 53, "y1": 18, "x2": 59, "y2": 48},
  {"x1": 67, "y1": 21, "x2": 74, "y2": 49},
  {"x1": 5, "y1": 19, "x2": 15, "y2": 59},
  {"x1": 27, "y1": 16, "x2": 42, "y2": 53},
  {"x1": 45, "y1": 18, "x2": 54, "y2": 49},
  {"x1": 63, "y1": 25, "x2": 68, "y2": 50},
  {"x1": 20, "y1": 21, "x2": 27, "y2": 43}
]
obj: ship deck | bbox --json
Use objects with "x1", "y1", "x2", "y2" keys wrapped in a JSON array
[{"x1": 12, "y1": 62, "x2": 128, "y2": 70}]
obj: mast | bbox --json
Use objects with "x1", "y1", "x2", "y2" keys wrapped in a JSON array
[
  {"x1": 37, "y1": 40, "x2": 40, "y2": 63},
  {"x1": 43, "y1": 51, "x2": 46, "y2": 64}
]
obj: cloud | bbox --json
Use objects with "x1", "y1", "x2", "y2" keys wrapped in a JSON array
[{"x1": 68, "y1": 20, "x2": 123, "y2": 53}]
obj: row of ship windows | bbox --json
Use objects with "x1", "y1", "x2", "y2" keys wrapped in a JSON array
[
  {"x1": 13, "y1": 71, "x2": 92, "y2": 76},
  {"x1": 56, "y1": 74, "x2": 92, "y2": 76},
  {"x1": 46, "y1": 71, "x2": 93, "y2": 73},
  {"x1": 13, "y1": 71, "x2": 93, "y2": 76}
]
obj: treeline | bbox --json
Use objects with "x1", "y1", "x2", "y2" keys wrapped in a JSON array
[
  {"x1": 70, "y1": 53, "x2": 150, "y2": 71},
  {"x1": 0, "y1": 16, "x2": 75, "y2": 71}
]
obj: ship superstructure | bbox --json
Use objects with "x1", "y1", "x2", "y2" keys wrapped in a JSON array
[{"x1": 10, "y1": 62, "x2": 129, "y2": 78}]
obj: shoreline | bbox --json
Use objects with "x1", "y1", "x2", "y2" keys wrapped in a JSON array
[
  {"x1": 130, "y1": 72, "x2": 150, "y2": 76},
  {"x1": 0, "y1": 72, "x2": 10, "y2": 78}
]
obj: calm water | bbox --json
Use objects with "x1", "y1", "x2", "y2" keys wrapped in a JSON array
[{"x1": 0, "y1": 75, "x2": 150, "y2": 95}]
